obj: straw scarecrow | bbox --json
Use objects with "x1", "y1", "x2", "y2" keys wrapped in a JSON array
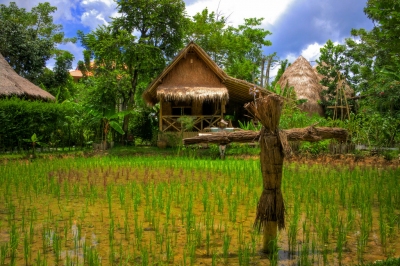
[{"x1": 183, "y1": 93, "x2": 347, "y2": 253}]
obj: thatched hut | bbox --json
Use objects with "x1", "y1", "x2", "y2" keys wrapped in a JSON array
[
  {"x1": 0, "y1": 53, "x2": 55, "y2": 101},
  {"x1": 143, "y1": 41, "x2": 266, "y2": 133},
  {"x1": 277, "y1": 56, "x2": 324, "y2": 116}
]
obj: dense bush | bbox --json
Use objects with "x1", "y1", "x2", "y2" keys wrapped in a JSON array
[
  {"x1": 0, "y1": 98, "x2": 77, "y2": 151},
  {"x1": 129, "y1": 107, "x2": 158, "y2": 144}
]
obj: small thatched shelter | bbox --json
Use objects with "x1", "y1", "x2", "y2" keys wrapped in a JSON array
[
  {"x1": 277, "y1": 56, "x2": 324, "y2": 116},
  {"x1": 143, "y1": 41, "x2": 266, "y2": 132},
  {"x1": 0, "y1": 53, "x2": 55, "y2": 101}
]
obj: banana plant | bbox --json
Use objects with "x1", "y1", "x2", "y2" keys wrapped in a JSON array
[
  {"x1": 88, "y1": 109, "x2": 134, "y2": 144},
  {"x1": 23, "y1": 133, "x2": 46, "y2": 155}
]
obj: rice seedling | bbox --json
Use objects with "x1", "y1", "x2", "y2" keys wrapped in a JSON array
[{"x1": 0, "y1": 156, "x2": 398, "y2": 265}]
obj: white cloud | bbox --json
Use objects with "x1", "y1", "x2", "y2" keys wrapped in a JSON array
[
  {"x1": 285, "y1": 53, "x2": 298, "y2": 64},
  {"x1": 283, "y1": 43, "x2": 322, "y2": 66},
  {"x1": 2, "y1": 0, "x2": 81, "y2": 23},
  {"x1": 80, "y1": 0, "x2": 117, "y2": 29},
  {"x1": 300, "y1": 42, "x2": 323, "y2": 63},
  {"x1": 284, "y1": 40, "x2": 343, "y2": 66},
  {"x1": 0, "y1": 0, "x2": 117, "y2": 30},
  {"x1": 186, "y1": 0, "x2": 295, "y2": 27}
]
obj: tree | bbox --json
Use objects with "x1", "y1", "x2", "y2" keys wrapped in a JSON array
[
  {"x1": 0, "y1": 2, "x2": 70, "y2": 82},
  {"x1": 316, "y1": 40, "x2": 356, "y2": 115},
  {"x1": 260, "y1": 52, "x2": 279, "y2": 88},
  {"x1": 78, "y1": 0, "x2": 187, "y2": 140},
  {"x1": 36, "y1": 51, "x2": 76, "y2": 102},
  {"x1": 224, "y1": 18, "x2": 272, "y2": 82},
  {"x1": 346, "y1": 0, "x2": 400, "y2": 114},
  {"x1": 185, "y1": 9, "x2": 272, "y2": 83},
  {"x1": 185, "y1": 8, "x2": 228, "y2": 64},
  {"x1": 335, "y1": 0, "x2": 400, "y2": 145},
  {"x1": 270, "y1": 59, "x2": 290, "y2": 89}
]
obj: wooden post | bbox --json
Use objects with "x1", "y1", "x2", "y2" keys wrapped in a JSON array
[
  {"x1": 159, "y1": 99, "x2": 163, "y2": 132},
  {"x1": 263, "y1": 221, "x2": 277, "y2": 253}
]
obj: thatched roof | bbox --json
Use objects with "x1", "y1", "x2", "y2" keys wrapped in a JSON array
[
  {"x1": 277, "y1": 56, "x2": 324, "y2": 116},
  {"x1": 0, "y1": 53, "x2": 55, "y2": 101},
  {"x1": 157, "y1": 86, "x2": 228, "y2": 103},
  {"x1": 143, "y1": 41, "x2": 267, "y2": 106}
]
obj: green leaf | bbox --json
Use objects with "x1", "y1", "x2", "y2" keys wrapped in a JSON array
[{"x1": 109, "y1": 121, "x2": 125, "y2": 135}]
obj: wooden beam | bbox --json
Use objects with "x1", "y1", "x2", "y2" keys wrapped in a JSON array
[{"x1": 183, "y1": 127, "x2": 348, "y2": 145}]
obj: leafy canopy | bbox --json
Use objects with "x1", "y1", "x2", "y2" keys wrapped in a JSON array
[{"x1": 0, "y1": 2, "x2": 71, "y2": 82}]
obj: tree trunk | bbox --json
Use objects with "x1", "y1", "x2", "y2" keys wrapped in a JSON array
[
  {"x1": 122, "y1": 68, "x2": 138, "y2": 143},
  {"x1": 260, "y1": 57, "x2": 266, "y2": 87}
]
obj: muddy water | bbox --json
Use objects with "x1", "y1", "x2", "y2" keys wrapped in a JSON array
[{"x1": 0, "y1": 160, "x2": 399, "y2": 265}]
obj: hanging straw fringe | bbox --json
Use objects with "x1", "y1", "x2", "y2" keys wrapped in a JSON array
[{"x1": 254, "y1": 188, "x2": 285, "y2": 231}]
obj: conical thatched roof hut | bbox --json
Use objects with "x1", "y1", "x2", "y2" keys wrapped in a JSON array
[
  {"x1": 0, "y1": 53, "x2": 55, "y2": 101},
  {"x1": 277, "y1": 56, "x2": 324, "y2": 116}
]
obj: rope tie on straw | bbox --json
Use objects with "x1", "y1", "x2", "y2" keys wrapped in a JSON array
[{"x1": 263, "y1": 188, "x2": 281, "y2": 193}]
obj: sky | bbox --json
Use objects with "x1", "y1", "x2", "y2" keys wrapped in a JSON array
[{"x1": 1, "y1": 0, "x2": 373, "y2": 79}]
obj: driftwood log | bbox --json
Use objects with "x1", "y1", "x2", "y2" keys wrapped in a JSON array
[{"x1": 183, "y1": 94, "x2": 348, "y2": 253}]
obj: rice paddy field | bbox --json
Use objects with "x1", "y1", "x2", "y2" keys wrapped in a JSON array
[{"x1": 0, "y1": 155, "x2": 399, "y2": 265}]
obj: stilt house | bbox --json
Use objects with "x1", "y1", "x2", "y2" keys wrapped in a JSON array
[{"x1": 142, "y1": 42, "x2": 263, "y2": 133}]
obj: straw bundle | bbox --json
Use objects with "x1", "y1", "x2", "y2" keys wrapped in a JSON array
[
  {"x1": 244, "y1": 94, "x2": 283, "y2": 133},
  {"x1": 0, "y1": 53, "x2": 55, "y2": 101},
  {"x1": 244, "y1": 95, "x2": 286, "y2": 231}
]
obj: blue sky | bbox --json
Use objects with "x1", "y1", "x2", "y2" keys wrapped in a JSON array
[{"x1": 1, "y1": 0, "x2": 373, "y2": 79}]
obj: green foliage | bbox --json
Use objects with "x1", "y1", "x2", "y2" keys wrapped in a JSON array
[
  {"x1": 114, "y1": 0, "x2": 187, "y2": 59},
  {"x1": 317, "y1": 41, "x2": 352, "y2": 93},
  {"x1": 270, "y1": 59, "x2": 290, "y2": 89},
  {"x1": 185, "y1": 9, "x2": 272, "y2": 82},
  {"x1": 0, "y1": 2, "x2": 71, "y2": 82},
  {"x1": 238, "y1": 120, "x2": 262, "y2": 131},
  {"x1": 23, "y1": 133, "x2": 46, "y2": 155},
  {"x1": 0, "y1": 98, "x2": 77, "y2": 151},
  {"x1": 177, "y1": 116, "x2": 195, "y2": 131},
  {"x1": 36, "y1": 51, "x2": 76, "y2": 102},
  {"x1": 78, "y1": 1, "x2": 187, "y2": 137},
  {"x1": 345, "y1": 0, "x2": 400, "y2": 119},
  {"x1": 299, "y1": 140, "x2": 330, "y2": 155},
  {"x1": 361, "y1": 257, "x2": 400, "y2": 266},
  {"x1": 279, "y1": 109, "x2": 326, "y2": 129},
  {"x1": 130, "y1": 108, "x2": 158, "y2": 143}
]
